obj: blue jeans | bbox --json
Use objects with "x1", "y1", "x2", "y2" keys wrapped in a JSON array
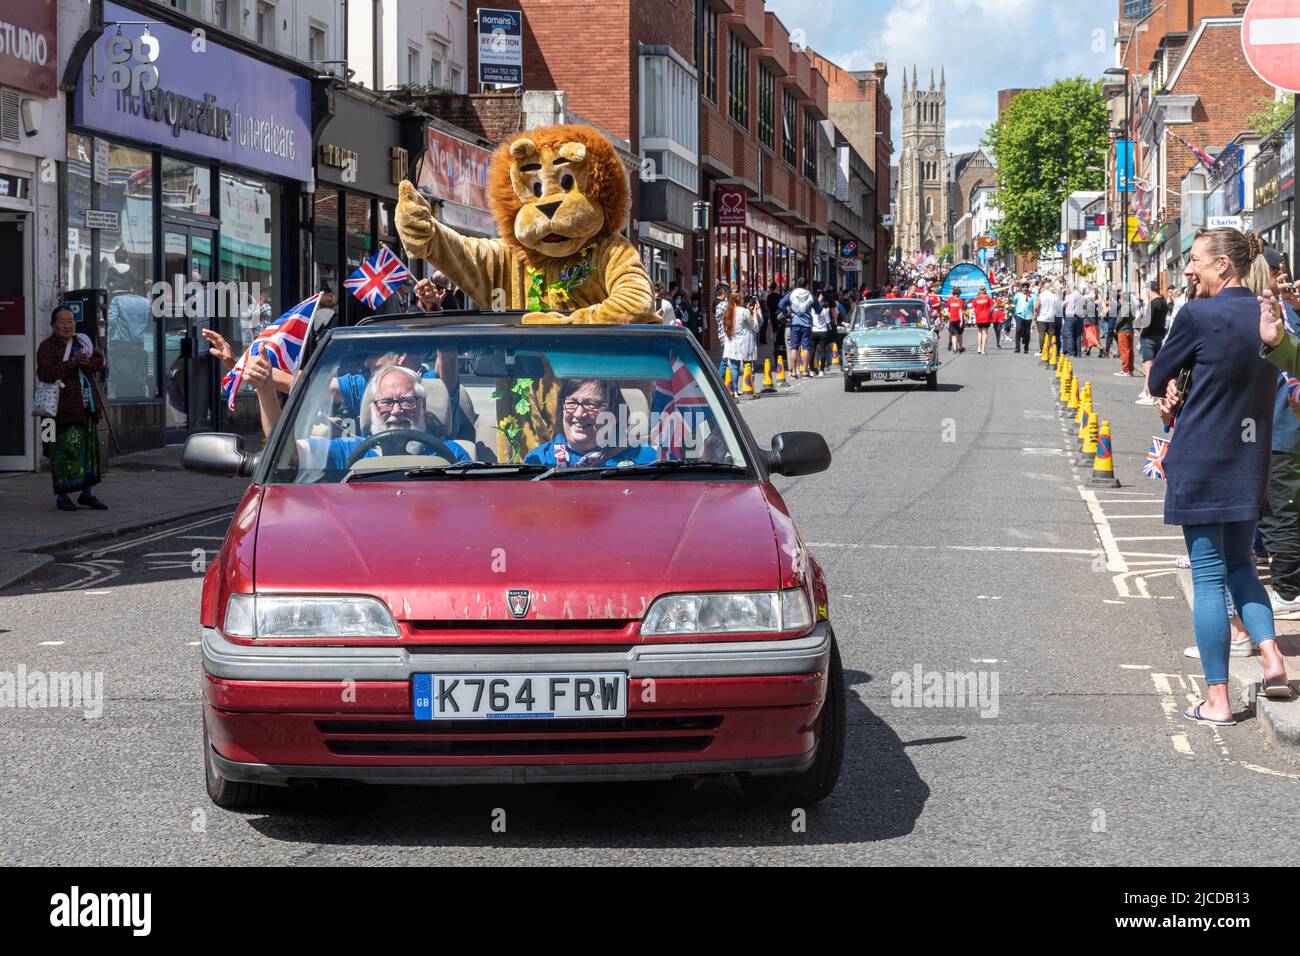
[
  {"x1": 1183, "y1": 521, "x2": 1276, "y2": 685},
  {"x1": 1064, "y1": 317, "x2": 1084, "y2": 356}
]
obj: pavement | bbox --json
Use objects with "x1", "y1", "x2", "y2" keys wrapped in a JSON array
[
  {"x1": 0, "y1": 443, "x2": 250, "y2": 590},
  {"x1": 3, "y1": 344, "x2": 1300, "y2": 864}
]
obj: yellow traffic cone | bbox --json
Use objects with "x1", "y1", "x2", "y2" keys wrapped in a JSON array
[
  {"x1": 1049, "y1": 342, "x2": 1059, "y2": 368},
  {"x1": 1067, "y1": 375, "x2": 1080, "y2": 413},
  {"x1": 762, "y1": 358, "x2": 776, "y2": 391},
  {"x1": 1076, "y1": 414, "x2": 1098, "y2": 467},
  {"x1": 741, "y1": 362, "x2": 756, "y2": 399},
  {"x1": 1089, "y1": 420, "x2": 1121, "y2": 487},
  {"x1": 1075, "y1": 383, "x2": 1091, "y2": 430},
  {"x1": 1058, "y1": 367, "x2": 1071, "y2": 407},
  {"x1": 723, "y1": 362, "x2": 734, "y2": 393},
  {"x1": 776, "y1": 354, "x2": 791, "y2": 388},
  {"x1": 830, "y1": 343, "x2": 841, "y2": 368},
  {"x1": 1039, "y1": 335, "x2": 1050, "y2": 364}
]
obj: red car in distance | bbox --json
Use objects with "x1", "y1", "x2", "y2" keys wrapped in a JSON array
[{"x1": 186, "y1": 314, "x2": 843, "y2": 808}]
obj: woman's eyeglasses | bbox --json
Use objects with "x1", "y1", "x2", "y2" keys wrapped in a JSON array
[{"x1": 563, "y1": 398, "x2": 609, "y2": 414}]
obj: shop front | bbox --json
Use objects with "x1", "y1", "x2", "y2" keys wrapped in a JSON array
[
  {"x1": 66, "y1": 0, "x2": 315, "y2": 452},
  {"x1": 312, "y1": 88, "x2": 422, "y2": 323},
  {"x1": 637, "y1": 222, "x2": 687, "y2": 290},
  {"x1": 0, "y1": 0, "x2": 61, "y2": 471},
  {"x1": 1255, "y1": 120, "x2": 1294, "y2": 274},
  {"x1": 711, "y1": 187, "x2": 809, "y2": 297}
]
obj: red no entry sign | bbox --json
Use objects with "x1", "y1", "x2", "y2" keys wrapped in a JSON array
[{"x1": 1243, "y1": 0, "x2": 1300, "y2": 93}]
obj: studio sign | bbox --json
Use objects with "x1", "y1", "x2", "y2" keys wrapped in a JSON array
[{"x1": 0, "y1": 18, "x2": 50, "y2": 67}]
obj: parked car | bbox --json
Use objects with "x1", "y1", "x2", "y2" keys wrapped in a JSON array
[
  {"x1": 841, "y1": 299, "x2": 940, "y2": 391},
  {"x1": 186, "y1": 312, "x2": 844, "y2": 808}
]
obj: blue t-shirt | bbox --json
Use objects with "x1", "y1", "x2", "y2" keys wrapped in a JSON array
[
  {"x1": 1272, "y1": 304, "x2": 1300, "y2": 456},
  {"x1": 524, "y1": 438, "x2": 660, "y2": 469},
  {"x1": 335, "y1": 368, "x2": 460, "y2": 431},
  {"x1": 322, "y1": 434, "x2": 471, "y2": 471}
]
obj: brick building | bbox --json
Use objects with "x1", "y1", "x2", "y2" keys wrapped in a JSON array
[{"x1": 1107, "y1": 0, "x2": 1268, "y2": 290}]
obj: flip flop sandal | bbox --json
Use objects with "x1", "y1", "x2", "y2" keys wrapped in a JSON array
[
  {"x1": 1183, "y1": 703, "x2": 1237, "y2": 727},
  {"x1": 1259, "y1": 679, "x2": 1294, "y2": 701}
]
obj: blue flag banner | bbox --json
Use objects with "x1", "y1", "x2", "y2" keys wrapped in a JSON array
[{"x1": 940, "y1": 262, "x2": 993, "y2": 301}]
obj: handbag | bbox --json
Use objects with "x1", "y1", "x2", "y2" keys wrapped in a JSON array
[{"x1": 32, "y1": 337, "x2": 80, "y2": 418}]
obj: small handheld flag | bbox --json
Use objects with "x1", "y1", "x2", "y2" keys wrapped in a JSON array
[
  {"x1": 1143, "y1": 435, "x2": 1169, "y2": 481},
  {"x1": 344, "y1": 244, "x2": 413, "y2": 308},
  {"x1": 221, "y1": 293, "x2": 321, "y2": 409}
]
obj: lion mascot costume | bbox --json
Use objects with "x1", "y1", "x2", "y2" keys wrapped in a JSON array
[{"x1": 394, "y1": 124, "x2": 657, "y2": 458}]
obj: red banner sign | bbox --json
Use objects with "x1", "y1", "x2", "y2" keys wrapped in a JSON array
[
  {"x1": 0, "y1": 0, "x2": 57, "y2": 98},
  {"x1": 417, "y1": 127, "x2": 494, "y2": 212}
]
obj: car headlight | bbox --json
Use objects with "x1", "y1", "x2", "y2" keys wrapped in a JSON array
[
  {"x1": 223, "y1": 593, "x2": 400, "y2": 639},
  {"x1": 641, "y1": 589, "x2": 812, "y2": 636}
]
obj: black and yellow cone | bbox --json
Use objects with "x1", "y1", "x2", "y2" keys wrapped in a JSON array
[
  {"x1": 724, "y1": 362, "x2": 734, "y2": 393},
  {"x1": 1039, "y1": 334, "x2": 1050, "y2": 364},
  {"x1": 762, "y1": 358, "x2": 776, "y2": 392},
  {"x1": 1089, "y1": 420, "x2": 1122, "y2": 487},
  {"x1": 776, "y1": 354, "x2": 791, "y2": 388},
  {"x1": 1075, "y1": 414, "x2": 1098, "y2": 467},
  {"x1": 741, "y1": 362, "x2": 756, "y2": 399}
]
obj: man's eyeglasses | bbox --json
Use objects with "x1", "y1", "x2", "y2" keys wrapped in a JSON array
[
  {"x1": 373, "y1": 396, "x2": 419, "y2": 412},
  {"x1": 562, "y1": 398, "x2": 609, "y2": 414}
]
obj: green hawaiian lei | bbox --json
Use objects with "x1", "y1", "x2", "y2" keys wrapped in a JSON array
[{"x1": 525, "y1": 242, "x2": 598, "y2": 311}]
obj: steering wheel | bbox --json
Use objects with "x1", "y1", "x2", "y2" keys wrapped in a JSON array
[{"x1": 343, "y1": 428, "x2": 462, "y2": 469}]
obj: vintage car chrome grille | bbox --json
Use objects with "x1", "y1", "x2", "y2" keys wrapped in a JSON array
[{"x1": 860, "y1": 347, "x2": 922, "y2": 362}]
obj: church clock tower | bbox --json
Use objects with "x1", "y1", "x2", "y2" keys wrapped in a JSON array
[{"x1": 897, "y1": 66, "x2": 948, "y2": 260}]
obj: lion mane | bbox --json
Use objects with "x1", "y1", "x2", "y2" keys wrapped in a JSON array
[{"x1": 486, "y1": 124, "x2": 630, "y2": 270}]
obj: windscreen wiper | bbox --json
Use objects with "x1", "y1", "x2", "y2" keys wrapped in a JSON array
[
  {"x1": 342, "y1": 461, "x2": 550, "y2": 482},
  {"x1": 595, "y1": 460, "x2": 747, "y2": 479}
]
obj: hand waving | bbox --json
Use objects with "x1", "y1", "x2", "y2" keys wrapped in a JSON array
[
  {"x1": 1261, "y1": 289, "x2": 1286, "y2": 348},
  {"x1": 395, "y1": 180, "x2": 435, "y2": 260}
]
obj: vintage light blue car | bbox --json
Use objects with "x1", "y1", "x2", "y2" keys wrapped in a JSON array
[{"x1": 841, "y1": 298, "x2": 940, "y2": 392}]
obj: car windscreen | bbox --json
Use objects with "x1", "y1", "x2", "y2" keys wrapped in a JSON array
[
  {"x1": 852, "y1": 304, "x2": 928, "y2": 330},
  {"x1": 264, "y1": 331, "x2": 750, "y2": 483}
]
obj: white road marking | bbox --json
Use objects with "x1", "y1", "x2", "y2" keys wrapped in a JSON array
[
  {"x1": 1238, "y1": 761, "x2": 1300, "y2": 780},
  {"x1": 1022, "y1": 447, "x2": 1067, "y2": 456},
  {"x1": 187, "y1": 641, "x2": 200, "y2": 646},
  {"x1": 975, "y1": 595, "x2": 1002, "y2": 600},
  {"x1": 970, "y1": 658, "x2": 999, "y2": 663},
  {"x1": 1078, "y1": 486, "x2": 1127, "y2": 572},
  {"x1": 1113, "y1": 535, "x2": 1184, "y2": 541},
  {"x1": 806, "y1": 542, "x2": 1102, "y2": 556},
  {"x1": 1171, "y1": 734, "x2": 1194, "y2": 756},
  {"x1": 77, "y1": 513, "x2": 229, "y2": 559},
  {"x1": 38, "y1": 641, "x2": 65, "y2": 646},
  {"x1": 1105, "y1": 514, "x2": 1166, "y2": 519},
  {"x1": 1119, "y1": 664, "x2": 1151, "y2": 669},
  {"x1": 1103, "y1": 599, "x2": 1125, "y2": 604}
]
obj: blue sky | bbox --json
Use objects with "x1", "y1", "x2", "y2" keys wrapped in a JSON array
[{"x1": 766, "y1": 0, "x2": 1115, "y2": 156}]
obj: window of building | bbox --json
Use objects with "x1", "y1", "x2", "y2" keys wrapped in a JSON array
[
  {"x1": 213, "y1": 0, "x2": 228, "y2": 30},
  {"x1": 782, "y1": 88, "x2": 797, "y2": 165},
  {"x1": 703, "y1": 7, "x2": 717, "y2": 103},
  {"x1": 308, "y1": 26, "x2": 326, "y2": 63},
  {"x1": 256, "y1": 3, "x2": 275, "y2": 48},
  {"x1": 925, "y1": 196, "x2": 933, "y2": 216},
  {"x1": 450, "y1": 66, "x2": 463, "y2": 93},
  {"x1": 408, "y1": 47, "x2": 420, "y2": 84},
  {"x1": 430, "y1": 59, "x2": 443, "y2": 88},
  {"x1": 161, "y1": 156, "x2": 211, "y2": 216},
  {"x1": 640, "y1": 52, "x2": 699, "y2": 191},
  {"x1": 802, "y1": 108, "x2": 817, "y2": 179},
  {"x1": 167, "y1": 0, "x2": 189, "y2": 11},
  {"x1": 758, "y1": 68, "x2": 775, "y2": 149},
  {"x1": 98, "y1": 142, "x2": 156, "y2": 401},
  {"x1": 727, "y1": 33, "x2": 749, "y2": 128}
]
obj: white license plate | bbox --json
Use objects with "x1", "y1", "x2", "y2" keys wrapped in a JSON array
[
  {"x1": 871, "y1": 371, "x2": 906, "y2": 382},
  {"x1": 413, "y1": 673, "x2": 627, "y2": 720}
]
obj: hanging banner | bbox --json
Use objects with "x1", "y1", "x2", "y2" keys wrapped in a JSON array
[
  {"x1": 939, "y1": 262, "x2": 992, "y2": 300},
  {"x1": 1116, "y1": 139, "x2": 1134, "y2": 194}
]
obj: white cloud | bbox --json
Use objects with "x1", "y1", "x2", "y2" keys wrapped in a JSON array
[{"x1": 766, "y1": 0, "x2": 1112, "y2": 158}]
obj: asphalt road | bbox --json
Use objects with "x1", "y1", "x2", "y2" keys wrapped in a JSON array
[{"x1": 3, "y1": 344, "x2": 1298, "y2": 865}]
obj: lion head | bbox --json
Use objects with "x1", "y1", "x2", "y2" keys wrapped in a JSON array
[{"x1": 487, "y1": 124, "x2": 629, "y2": 268}]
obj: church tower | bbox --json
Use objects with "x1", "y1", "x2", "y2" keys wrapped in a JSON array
[{"x1": 897, "y1": 66, "x2": 948, "y2": 260}]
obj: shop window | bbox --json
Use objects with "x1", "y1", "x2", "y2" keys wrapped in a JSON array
[
  {"x1": 312, "y1": 185, "x2": 341, "y2": 307},
  {"x1": 65, "y1": 134, "x2": 93, "y2": 293},
  {"x1": 161, "y1": 157, "x2": 211, "y2": 216},
  {"x1": 221, "y1": 172, "x2": 280, "y2": 352},
  {"x1": 99, "y1": 143, "x2": 156, "y2": 402}
]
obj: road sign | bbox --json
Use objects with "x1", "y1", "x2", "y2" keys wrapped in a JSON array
[
  {"x1": 1102, "y1": 248, "x2": 1119, "y2": 262},
  {"x1": 1242, "y1": 0, "x2": 1300, "y2": 93},
  {"x1": 1056, "y1": 242, "x2": 1068, "y2": 253}
]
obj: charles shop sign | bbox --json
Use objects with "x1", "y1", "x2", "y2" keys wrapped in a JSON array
[{"x1": 74, "y1": 2, "x2": 312, "y2": 182}]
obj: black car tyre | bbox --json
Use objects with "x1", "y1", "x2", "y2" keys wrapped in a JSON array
[
  {"x1": 741, "y1": 635, "x2": 845, "y2": 805},
  {"x1": 925, "y1": 371, "x2": 938, "y2": 391},
  {"x1": 842, "y1": 375, "x2": 858, "y2": 392},
  {"x1": 205, "y1": 724, "x2": 283, "y2": 810}
]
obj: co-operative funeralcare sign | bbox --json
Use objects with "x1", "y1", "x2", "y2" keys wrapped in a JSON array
[
  {"x1": 0, "y1": 0, "x2": 57, "y2": 98},
  {"x1": 75, "y1": 2, "x2": 312, "y2": 182}
]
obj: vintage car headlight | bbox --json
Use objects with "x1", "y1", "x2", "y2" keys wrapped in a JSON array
[
  {"x1": 641, "y1": 589, "x2": 811, "y2": 636},
  {"x1": 223, "y1": 593, "x2": 400, "y2": 639}
]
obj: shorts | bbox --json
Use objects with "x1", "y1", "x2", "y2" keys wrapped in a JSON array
[
  {"x1": 1140, "y1": 337, "x2": 1163, "y2": 362},
  {"x1": 948, "y1": 320, "x2": 964, "y2": 333},
  {"x1": 788, "y1": 324, "x2": 812, "y2": 350}
]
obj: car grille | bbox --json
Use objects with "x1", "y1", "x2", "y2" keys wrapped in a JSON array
[
  {"x1": 860, "y1": 347, "x2": 920, "y2": 362},
  {"x1": 316, "y1": 716, "x2": 722, "y2": 757}
]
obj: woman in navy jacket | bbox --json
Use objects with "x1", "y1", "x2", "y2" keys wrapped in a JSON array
[{"x1": 1148, "y1": 227, "x2": 1291, "y2": 725}]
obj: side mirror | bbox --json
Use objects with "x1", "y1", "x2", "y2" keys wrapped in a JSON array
[
  {"x1": 182, "y1": 433, "x2": 258, "y2": 478},
  {"x1": 766, "y1": 431, "x2": 831, "y2": 477}
]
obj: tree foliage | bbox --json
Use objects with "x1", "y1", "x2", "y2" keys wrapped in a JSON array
[
  {"x1": 983, "y1": 78, "x2": 1108, "y2": 256},
  {"x1": 1248, "y1": 94, "x2": 1295, "y2": 135}
]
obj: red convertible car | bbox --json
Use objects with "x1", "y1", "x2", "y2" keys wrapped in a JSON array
[{"x1": 186, "y1": 313, "x2": 842, "y2": 808}]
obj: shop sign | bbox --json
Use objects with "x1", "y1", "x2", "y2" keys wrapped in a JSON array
[
  {"x1": 76, "y1": 2, "x2": 314, "y2": 182},
  {"x1": 417, "y1": 127, "x2": 493, "y2": 212},
  {"x1": 319, "y1": 143, "x2": 359, "y2": 173},
  {"x1": 640, "y1": 222, "x2": 685, "y2": 248},
  {"x1": 715, "y1": 188, "x2": 746, "y2": 227},
  {"x1": 0, "y1": 0, "x2": 57, "y2": 98},
  {"x1": 84, "y1": 209, "x2": 120, "y2": 231}
]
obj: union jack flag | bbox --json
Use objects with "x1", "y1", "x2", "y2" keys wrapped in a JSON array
[
  {"x1": 1133, "y1": 184, "x2": 1154, "y2": 242},
  {"x1": 220, "y1": 293, "x2": 320, "y2": 410},
  {"x1": 1167, "y1": 130, "x2": 1220, "y2": 173},
  {"x1": 344, "y1": 245, "x2": 412, "y2": 308},
  {"x1": 1143, "y1": 435, "x2": 1169, "y2": 481},
  {"x1": 649, "y1": 357, "x2": 710, "y2": 459}
]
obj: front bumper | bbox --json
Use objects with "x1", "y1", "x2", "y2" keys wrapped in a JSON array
[
  {"x1": 844, "y1": 362, "x2": 937, "y2": 377},
  {"x1": 202, "y1": 624, "x2": 833, "y2": 785}
]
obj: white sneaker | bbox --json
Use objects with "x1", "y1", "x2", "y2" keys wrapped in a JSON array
[
  {"x1": 1271, "y1": 591, "x2": 1300, "y2": 620},
  {"x1": 1135, "y1": 395, "x2": 1157, "y2": 406},
  {"x1": 1184, "y1": 638, "x2": 1256, "y2": 659}
]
